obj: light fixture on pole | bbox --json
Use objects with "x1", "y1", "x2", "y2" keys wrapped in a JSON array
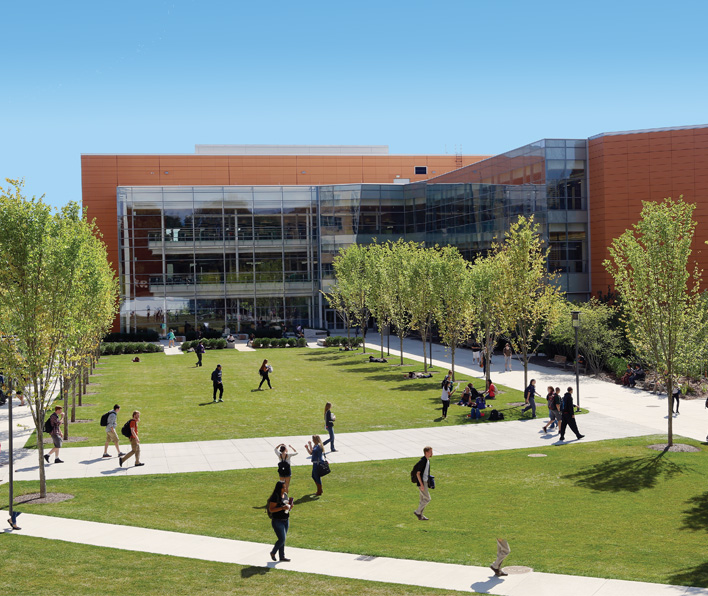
[{"x1": 571, "y1": 310, "x2": 581, "y2": 411}]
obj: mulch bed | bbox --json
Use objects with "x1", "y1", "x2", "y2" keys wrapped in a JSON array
[
  {"x1": 42, "y1": 436, "x2": 88, "y2": 444},
  {"x1": 14, "y1": 492, "x2": 74, "y2": 505},
  {"x1": 647, "y1": 443, "x2": 700, "y2": 453}
]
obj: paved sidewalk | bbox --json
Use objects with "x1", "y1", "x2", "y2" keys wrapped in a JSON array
[
  {"x1": 6, "y1": 514, "x2": 705, "y2": 596},
  {"x1": 1, "y1": 411, "x2": 658, "y2": 483}
]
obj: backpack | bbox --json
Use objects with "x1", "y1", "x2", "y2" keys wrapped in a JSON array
[
  {"x1": 44, "y1": 415, "x2": 53, "y2": 433},
  {"x1": 100, "y1": 410, "x2": 112, "y2": 427},
  {"x1": 121, "y1": 420, "x2": 132, "y2": 438},
  {"x1": 498, "y1": 411, "x2": 505, "y2": 420},
  {"x1": 277, "y1": 460, "x2": 291, "y2": 477},
  {"x1": 488, "y1": 409, "x2": 499, "y2": 421}
]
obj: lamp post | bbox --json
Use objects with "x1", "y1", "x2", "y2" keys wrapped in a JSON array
[{"x1": 571, "y1": 310, "x2": 581, "y2": 411}]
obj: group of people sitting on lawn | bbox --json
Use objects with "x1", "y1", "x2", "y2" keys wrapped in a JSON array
[
  {"x1": 621, "y1": 363, "x2": 645, "y2": 388},
  {"x1": 445, "y1": 373, "x2": 496, "y2": 419}
]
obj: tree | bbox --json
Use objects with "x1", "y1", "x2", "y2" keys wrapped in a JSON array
[
  {"x1": 550, "y1": 298, "x2": 623, "y2": 375},
  {"x1": 434, "y1": 247, "x2": 474, "y2": 380},
  {"x1": 331, "y1": 244, "x2": 372, "y2": 351},
  {"x1": 365, "y1": 243, "x2": 391, "y2": 358},
  {"x1": 499, "y1": 216, "x2": 564, "y2": 389},
  {"x1": 604, "y1": 197, "x2": 708, "y2": 446},
  {"x1": 0, "y1": 180, "x2": 117, "y2": 496}
]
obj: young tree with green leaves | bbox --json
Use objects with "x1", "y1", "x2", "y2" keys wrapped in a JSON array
[
  {"x1": 604, "y1": 197, "x2": 708, "y2": 446},
  {"x1": 499, "y1": 216, "x2": 564, "y2": 390},
  {"x1": 434, "y1": 247, "x2": 474, "y2": 380},
  {"x1": 364, "y1": 243, "x2": 391, "y2": 358},
  {"x1": 331, "y1": 243, "x2": 372, "y2": 352}
]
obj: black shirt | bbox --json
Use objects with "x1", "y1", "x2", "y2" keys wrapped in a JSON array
[
  {"x1": 211, "y1": 368, "x2": 222, "y2": 384},
  {"x1": 269, "y1": 493, "x2": 289, "y2": 520},
  {"x1": 561, "y1": 392, "x2": 574, "y2": 413}
]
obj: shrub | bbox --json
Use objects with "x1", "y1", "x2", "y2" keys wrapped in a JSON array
[
  {"x1": 103, "y1": 330, "x2": 160, "y2": 343},
  {"x1": 607, "y1": 356, "x2": 628, "y2": 378},
  {"x1": 287, "y1": 338, "x2": 296, "y2": 347},
  {"x1": 260, "y1": 338, "x2": 272, "y2": 348},
  {"x1": 100, "y1": 343, "x2": 115, "y2": 355},
  {"x1": 215, "y1": 338, "x2": 227, "y2": 349},
  {"x1": 180, "y1": 340, "x2": 193, "y2": 351},
  {"x1": 297, "y1": 337, "x2": 307, "y2": 347},
  {"x1": 324, "y1": 336, "x2": 340, "y2": 347},
  {"x1": 147, "y1": 343, "x2": 162, "y2": 353},
  {"x1": 204, "y1": 338, "x2": 217, "y2": 350}
]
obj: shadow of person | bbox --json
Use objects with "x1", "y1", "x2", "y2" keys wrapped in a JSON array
[
  {"x1": 198, "y1": 402, "x2": 215, "y2": 406},
  {"x1": 470, "y1": 576, "x2": 503, "y2": 592},
  {"x1": 292, "y1": 494, "x2": 318, "y2": 506},
  {"x1": 240, "y1": 566, "x2": 272, "y2": 579},
  {"x1": 79, "y1": 458, "x2": 108, "y2": 465},
  {"x1": 563, "y1": 451, "x2": 685, "y2": 492}
]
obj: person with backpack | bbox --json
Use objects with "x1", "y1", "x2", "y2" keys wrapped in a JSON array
[
  {"x1": 43, "y1": 406, "x2": 64, "y2": 464},
  {"x1": 258, "y1": 359, "x2": 273, "y2": 390},
  {"x1": 275, "y1": 443, "x2": 298, "y2": 492},
  {"x1": 305, "y1": 435, "x2": 326, "y2": 496},
  {"x1": 195, "y1": 340, "x2": 206, "y2": 367},
  {"x1": 559, "y1": 387, "x2": 584, "y2": 442},
  {"x1": 267, "y1": 480, "x2": 292, "y2": 562},
  {"x1": 322, "y1": 402, "x2": 336, "y2": 452},
  {"x1": 102, "y1": 404, "x2": 125, "y2": 459},
  {"x1": 542, "y1": 386, "x2": 561, "y2": 433},
  {"x1": 211, "y1": 364, "x2": 224, "y2": 402},
  {"x1": 522, "y1": 379, "x2": 540, "y2": 419},
  {"x1": 119, "y1": 410, "x2": 144, "y2": 467},
  {"x1": 412, "y1": 446, "x2": 433, "y2": 520}
]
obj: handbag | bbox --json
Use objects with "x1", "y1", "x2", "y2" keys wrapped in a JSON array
[
  {"x1": 427, "y1": 475, "x2": 435, "y2": 490},
  {"x1": 317, "y1": 458, "x2": 331, "y2": 476}
]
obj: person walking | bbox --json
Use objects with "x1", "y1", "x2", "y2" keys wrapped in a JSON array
[
  {"x1": 119, "y1": 410, "x2": 145, "y2": 467},
  {"x1": 268, "y1": 480, "x2": 292, "y2": 562},
  {"x1": 102, "y1": 404, "x2": 125, "y2": 458},
  {"x1": 258, "y1": 359, "x2": 273, "y2": 390},
  {"x1": 542, "y1": 387, "x2": 561, "y2": 433},
  {"x1": 44, "y1": 406, "x2": 64, "y2": 464},
  {"x1": 503, "y1": 343, "x2": 513, "y2": 372},
  {"x1": 275, "y1": 444, "x2": 298, "y2": 492},
  {"x1": 322, "y1": 402, "x2": 337, "y2": 452},
  {"x1": 211, "y1": 364, "x2": 224, "y2": 402},
  {"x1": 522, "y1": 379, "x2": 540, "y2": 419},
  {"x1": 559, "y1": 387, "x2": 584, "y2": 442},
  {"x1": 490, "y1": 538, "x2": 510, "y2": 577},
  {"x1": 440, "y1": 379, "x2": 455, "y2": 420},
  {"x1": 167, "y1": 329, "x2": 176, "y2": 348},
  {"x1": 412, "y1": 446, "x2": 433, "y2": 521},
  {"x1": 672, "y1": 384, "x2": 681, "y2": 414},
  {"x1": 305, "y1": 435, "x2": 325, "y2": 496},
  {"x1": 195, "y1": 340, "x2": 205, "y2": 367}
]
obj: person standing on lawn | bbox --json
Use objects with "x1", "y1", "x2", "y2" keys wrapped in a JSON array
[
  {"x1": 440, "y1": 379, "x2": 455, "y2": 420},
  {"x1": 44, "y1": 406, "x2": 64, "y2": 464},
  {"x1": 102, "y1": 404, "x2": 125, "y2": 458},
  {"x1": 119, "y1": 410, "x2": 144, "y2": 467},
  {"x1": 258, "y1": 359, "x2": 273, "y2": 390},
  {"x1": 322, "y1": 402, "x2": 336, "y2": 452},
  {"x1": 305, "y1": 435, "x2": 325, "y2": 496},
  {"x1": 268, "y1": 480, "x2": 292, "y2": 562},
  {"x1": 412, "y1": 446, "x2": 433, "y2": 521},
  {"x1": 196, "y1": 340, "x2": 206, "y2": 367},
  {"x1": 212, "y1": 364, "x2": 224, "y2": 402},
  {"x1": 559, "y1": 387, "x2": 584, "y2": 442}
]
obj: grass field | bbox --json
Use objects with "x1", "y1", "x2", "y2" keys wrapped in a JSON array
[
  {"x1": 0, "y1": 535, "x2": 472, "y2": 596},
  {"x1": 5, "y1": 436, "x2": 706, "y2": 587},
  {"x1": 30, "y1": 347, "x2": 557, "y2": 448}
]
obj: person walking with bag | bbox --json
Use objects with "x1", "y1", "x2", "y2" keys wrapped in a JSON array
[
  {"x1": 258, "y1": 359, "x2": 273, "y2": 390},
  {"x1": 322, "y1": 402, "x2": 337, "y2": 452},
  {"x1": 305, "y1": 435, "x2": 327, "y2": 496},
  {"x1": 559, "y1": 387, "x2": 584, "y2": 442},
  {"x1": 211, "y1": 364, "x2": 224, "y2": 402},
  {"x1": 119, "y1": 410, "x2": 145, "y2": 467},
  {"x1": 412, "y1": 446, "x2": 433, "y2": 521},
  {"x1": 268, "y1": 480, "x2": 292, "y2": 562},
  {"x1": 195, "y1": 340, "x2": 205, "y2": 367},
  {"x1": 275, "y1": 443, "x2": 298, "y2": 492}
]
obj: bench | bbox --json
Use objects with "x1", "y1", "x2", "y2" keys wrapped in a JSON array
[
  {"x1": 316, "y1": 338, "x2": 327, "y2": 346},
  {"x1": 551, "y1": 355, "x2": 567, "y2": 366}
]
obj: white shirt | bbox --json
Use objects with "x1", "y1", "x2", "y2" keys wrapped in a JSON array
[{"x1": 422, "y1": 459, "x2": 430, "y2": 482}]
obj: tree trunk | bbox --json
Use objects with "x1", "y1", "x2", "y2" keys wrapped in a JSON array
[
  {"x1": 71, "y1": 374, "x2": 76, "y2": 422},
  {"x1": 451, "y1": 346, "x2": 456, "y2": 381},
  {"x1": 379, "y1": 325, "x2": 384, "y2": 358},
  {"x1": 362, "y1": 321, "x2": 367, "y2": 354},
  {"x1": 399, "y1": 333, "x2": 404, "y2": 366},
  {"x1": 667, "y1": 372, "x2": 674, "y2": 447},
  {"x1": 35, "y1": 391, "x2": 47, "y2": 498},
  {"x1": 84, "y1": 362, "x2": 89, "y2": 386},
  {"x1": 78, "y1": 365, "x2": 83, "y2": 407},
  {"x1": 63, "y1": 376, "x2": 69, "y2": 439},
  {"x1": 523, "y1": 346, "x2": 529, "y2": 392},
  {"x1": 421, "y1": 327, "x2": 428, "y2": 373}
]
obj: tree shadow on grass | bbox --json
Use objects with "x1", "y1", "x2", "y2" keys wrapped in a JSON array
[
  {"x1": 563, "y1": 450, "x2": 686, "y2": 492},
  {"x1": 667, "y1": 561, "x2": 708, "y2": 588},
  {"x1": 241, "y1": 566, "x2": 272, "y2": 579},
  {"x1": 680, "y1": 491, "x2": 708, "y2": 532}
]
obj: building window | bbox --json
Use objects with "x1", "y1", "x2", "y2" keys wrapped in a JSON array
[{"x1": 414, "y1": 166, "x2": 427, "y2": 175}]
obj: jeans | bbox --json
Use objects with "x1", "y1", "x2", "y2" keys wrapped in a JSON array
[
  {"x1": 197, "y1": 352, "x2": 203, "y2": 367},
  {"x1": 311, "y1": 462, "x2": 321, "y2": 484},
  {"x1": 213, "y1": 382, "x2": 223, "y2": 401},
  {"x1": 522, "y1": 397, "x2": 536, "y2": 417},
  {"x1": 271, "y1": 518, "x2": 289, "y2": 560},
  {"x1": 323, "y1": 426, "x2": 335, "y2": 450},
  {"x1": 441, "y1": 399, "x2": 450, "y2": 417},
  {"x1": 259, "y1": 372, "x2": 272, "y2": 389}
]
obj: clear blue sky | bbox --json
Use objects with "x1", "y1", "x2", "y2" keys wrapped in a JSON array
[{"x1": 2, "y1": 0, "x2": 707, "y2": 208}]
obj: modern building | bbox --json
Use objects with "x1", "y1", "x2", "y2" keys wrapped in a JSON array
[{"x1": 82, "y1": 125, "x2": 708, "y2": 334}]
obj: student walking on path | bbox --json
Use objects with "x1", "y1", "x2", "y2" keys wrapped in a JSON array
[
  {"x1": 268, "y1": 480, "x2": 292, "y2": 562},
  {"x1": 503, "y1": 343, "x2": 513, "y2": 372},
  {"x1": 212, "y1": 364, "x2": 224, "y2": 402},
  {"x1": 258, "y1": 359, "x2": 273, "y2": 390},
  {"x1": 305, "y1": 435, "x2": 325, "y2": 496},
  {"x1": 412, "y1": 446, "x2": 433, "y2": 521},
  {"x1": 275, "y1": 444, "x2": 298, "y2": 492},
  {"x1": 542, "y1": 387, "x2": 561, "y2": 433},
  {"x1": 322, "y1": 402, "x2": 336, "y2": 452},
  {"x1": 167, "y1": 329, "x2": 176, "y2": 348},
  {"x1": 440, "y1": 379, "x2": 455, "y2": 420},
  {"x1": 119, "y1": 411, "x2": 144, "y2": 467},
  {"x1": 559, "y1": 387, "x2": 584, "y2": 442},
  {"x1": 102, "y1": 404, "x2": 125, "y2": 458},
  {"x1": 44, "y1": 406, "x2": 64, "y2": 464}
]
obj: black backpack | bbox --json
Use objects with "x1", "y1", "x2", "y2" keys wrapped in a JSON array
[
  {"x1": 121, "y1": 420, "x2": 132, "y2": 438},
  {"x1": 100, "y1": 411, "x2": 112, "y2": 427},
  {"x1": 277, "y1": 460, "x2": 291, "y2": 477},
  {"x1": 44, "y1": 416, "x2": 53, "y2": 433},
  {"x1": 489, "y1": 409, "x2": 499, "y2": 421}
]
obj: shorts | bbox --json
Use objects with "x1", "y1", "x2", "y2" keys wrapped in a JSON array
[{"x1": 52, "y1": 434, "x2": 63, "y2": 448}]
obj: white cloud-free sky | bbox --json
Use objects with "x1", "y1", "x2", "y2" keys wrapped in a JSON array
[{"x1": 2, "y1": 0, "x2": 707, "y2": 207}]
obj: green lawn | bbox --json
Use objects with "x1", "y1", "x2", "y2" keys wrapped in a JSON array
[
  {"x1": 0, "y1": 535, "x2": 472, "y2": 596},
  {"x1": 33, "y1": 347, "x2": 548, "y2": 447},
  {"x1": 4, "y1": 436, "x2": 706, "y2": 587}
]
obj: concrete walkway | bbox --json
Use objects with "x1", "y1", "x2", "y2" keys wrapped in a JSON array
[{"x1": 7, "y1": 514, "x2": 706, "y2": 596}]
